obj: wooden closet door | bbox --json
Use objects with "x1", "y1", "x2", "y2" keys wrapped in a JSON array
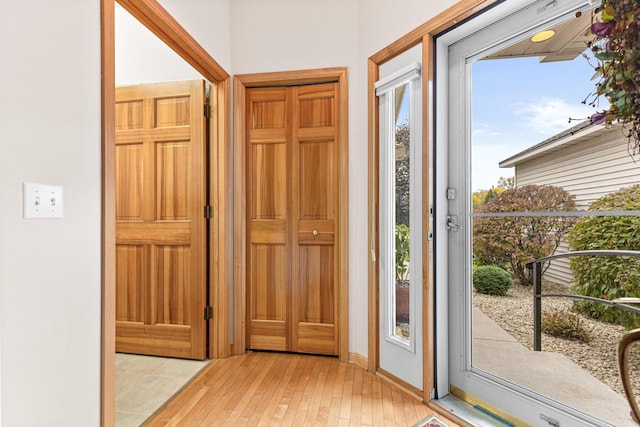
[
  {"x1": 291, "y1": 83, "x2": 338, "y2": 355},
  {"x1": 115, "y1": 80, "x2": 207, "y2": 360},
  {"x1": 246, "y1": 83, "x2": 339, "y2": 356},
  {"x1": 246, "y1": 87, "x2": 291, "y2": 351}
]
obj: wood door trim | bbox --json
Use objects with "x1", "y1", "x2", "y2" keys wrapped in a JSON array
[
  {"x1": 233, "y1": 68, "x2": 349, "y2": 362},
  {"x1": 209, "y1": 77, "x2": 232, "y2": 359},
  {"x1": 102, "y1": 0, "x2": 231, "y2": 425},
  {"x1": 101, "y1": 2, "x2": 116, "y2": 424},
  {"x1": 366, "y1": 0, "x2": 498, "y2": 403}
]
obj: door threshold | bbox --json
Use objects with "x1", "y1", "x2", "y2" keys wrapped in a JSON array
[{"x1": 434, "y1": 395, "x2": 519, "y2": 427}]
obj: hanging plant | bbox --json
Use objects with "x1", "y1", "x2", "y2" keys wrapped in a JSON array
[{"x1": 584, "y1": 0, "x2": 640, "y2": 156}]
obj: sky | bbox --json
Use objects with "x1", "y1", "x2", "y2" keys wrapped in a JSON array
[{"x1": 471, "y1": 52, "x2": 603, "y2": 191}]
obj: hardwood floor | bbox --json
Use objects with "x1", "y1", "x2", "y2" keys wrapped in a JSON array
[{"x1": 145, "y1": 351, "x2": 458, "y2": 426}]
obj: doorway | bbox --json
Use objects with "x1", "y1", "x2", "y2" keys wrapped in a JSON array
[
  {"x1": 233, "y1": 69, "x2": 349, "y2": 360},
  {"x1": 102, "y1": 0, "x2": 231, "y2": 425},
  {"x1": 434, "y1": 0, "x2": 631, "y2": 425}
]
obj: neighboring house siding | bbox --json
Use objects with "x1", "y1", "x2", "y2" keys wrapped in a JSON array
[{"x1": 513, "y1": 127, "x2": 638, "y2": 286}]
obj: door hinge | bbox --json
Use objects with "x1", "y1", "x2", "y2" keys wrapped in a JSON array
[
  {"x1": 204, "y1": 103, "x2": 215, "y2": 119},
  {"x1": 204, "y1": 306, "x2": 214, "y2": 320},
  {"x1": 447, "y1": 188, "x2": 456, "y2": 200},
  {"x1": 204, "y1": 205, "x2": 212, "y2": 219}
]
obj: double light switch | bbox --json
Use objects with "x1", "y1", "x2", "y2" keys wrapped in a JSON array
[{"x1": 22, "y1": 182, "x2": 64, "y2": 219}]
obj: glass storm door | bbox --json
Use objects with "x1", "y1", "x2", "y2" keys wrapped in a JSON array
[
  {"x1": 434, "y1": 0, "x2": 635, "y2": 425},
  {"x1": 377, "y1": 44, "x2": 423, "y2": 390}
]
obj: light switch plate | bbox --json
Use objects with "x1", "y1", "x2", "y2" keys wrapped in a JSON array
[{"x1": 23, "y1": 182, "x2": 64, "y2": 219}]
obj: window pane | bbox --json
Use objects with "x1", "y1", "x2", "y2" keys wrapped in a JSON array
[{"x1": 394, "y1": 83, "x2": 411, "y2": 341}]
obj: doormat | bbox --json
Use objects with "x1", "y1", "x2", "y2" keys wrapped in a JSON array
[{"x1": 412, "y1": 414, "x2": 450, "y2": 427}]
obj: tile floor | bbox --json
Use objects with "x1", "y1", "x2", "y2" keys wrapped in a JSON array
[{"x1": 115, "y1": 353, "x2": 210, "y2": 426}]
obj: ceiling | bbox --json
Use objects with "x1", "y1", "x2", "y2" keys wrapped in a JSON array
[{"x1": 485, "y1": 11, "x2": 593, "y2": 62}]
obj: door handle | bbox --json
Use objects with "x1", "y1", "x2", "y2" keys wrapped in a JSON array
[
  {"x1": 312, "y1": 229, "x2": 319, "y2": 236},
  {"x1": 447, "y1": 215, "x2": 461, "y2": 231}
]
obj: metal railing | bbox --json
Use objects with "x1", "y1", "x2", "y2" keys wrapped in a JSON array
[{"x1": 525, "y1": 250, "x2": 640, "y2": 351}]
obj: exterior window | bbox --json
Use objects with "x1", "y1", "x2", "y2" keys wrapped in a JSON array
[{"x1": 376, "y1": 52, "x2": 423, "y2": 390}]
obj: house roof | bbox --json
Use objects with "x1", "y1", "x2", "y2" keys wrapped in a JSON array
[{"x1": 498, "y1": 121, "x2": 619, "y2": 168}]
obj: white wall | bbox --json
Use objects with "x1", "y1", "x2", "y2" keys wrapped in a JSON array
[
  {"x1": 160, "y1": 0, "x2": 231, "y2": 73},
  {"x1": 0, "y1": 2, "x2": 101, "y2": 426},
  {"x1": 358, "y1": 0, "x2": 452, "y2": 59},
  {"x1": 231, "y1": 0, "x2": 359, "y2": 75},
  {"x1": 116, "y1": 0, "x2": 231, "y2": 85},
  {"x1": 115, "y1": 5, "x2": 201, "y2": 85}
]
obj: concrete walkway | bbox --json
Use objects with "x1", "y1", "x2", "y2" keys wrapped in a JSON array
[{"x1": 472, "y1": 308, "x2": 636, "y2": 427}]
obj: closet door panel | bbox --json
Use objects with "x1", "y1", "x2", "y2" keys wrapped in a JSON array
[
  {"x1": 292, "y1": 83, "x2": 339, "y2": 355},
  {"x1": 246, "y1": 87, "x2": 291, "y2": 351}
]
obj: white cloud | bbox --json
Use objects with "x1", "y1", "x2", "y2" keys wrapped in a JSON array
[
  {"x1": 473, "y1": 122, "x2": 502, "y2": 137},
  {"x1": 515, "y1": 97, "x2": 594, "y2": 136}
]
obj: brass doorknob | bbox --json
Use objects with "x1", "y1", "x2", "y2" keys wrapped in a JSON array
[{"x1": 312, "y1": 230, "x2": 319, "y2": 236}]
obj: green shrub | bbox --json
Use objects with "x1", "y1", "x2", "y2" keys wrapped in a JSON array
[
  {"x1": 473, "y1": 265, "x2": 512, "y2": 296},
  {"x1": 395, "y1": 224, "x2": 410, "y2": 281},
  {"x1": 568, "y1": 184, "x2": 640, "y2": 329},
  {"x1": 473, "y1": 184, "x2": 577, "y2": 285},
  {"x1": 542, "y1": 309, "x2": 592, "y2": 343}
]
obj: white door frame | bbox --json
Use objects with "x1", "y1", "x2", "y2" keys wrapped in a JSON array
[{"x1": 101, "y1": 1, "x2": 232, "y2": 425}]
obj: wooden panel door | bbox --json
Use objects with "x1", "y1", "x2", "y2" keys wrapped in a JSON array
[
  {"x1": 291, "y1": 83, "x2": 338, "y2": 355},
  {"x1": 246, "y1": 87, "x2": 290, "y2": 351},
  {"x1": 246, "y1": 83, "x2": 339, "y2": 356},
  {"x1": 115, "y1": 80, "x2": 207, "y2": 360}
]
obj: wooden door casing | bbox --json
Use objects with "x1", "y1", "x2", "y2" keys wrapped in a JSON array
[
  {"x1": 246, "y1": 83, "x2": 339, "y2": 355},
  {"x1": 115, "y1": 80, "x2": 207, "y2": 360}
]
